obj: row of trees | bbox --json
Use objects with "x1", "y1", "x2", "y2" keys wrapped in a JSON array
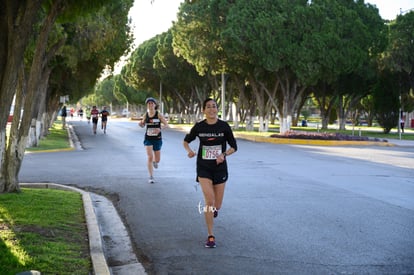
[
  {"x1": 1, "y1": 0, "x2": 413, "y2": 193},
  {"x1": 105, "y1": 0, "x2": 413, "y2": 133},
  {"x1": 0, "y1": 0, "x2": 134, "y2": 193}
]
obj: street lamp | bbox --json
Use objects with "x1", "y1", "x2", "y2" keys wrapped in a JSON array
[
  {"x1": 221, "y1": 72, "x2": 226, "y2": 121},
  {"x1": 160, "y1": 81, "x2": 164, "y2": 114}
]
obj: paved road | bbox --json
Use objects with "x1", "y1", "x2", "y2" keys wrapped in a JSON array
[{"x1": 20, "y1": 119, "x2": 414, "y2": 274}]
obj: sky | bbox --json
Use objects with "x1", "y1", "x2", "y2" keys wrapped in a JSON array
[
  {"x1": 367, "y1": 0, "x2": 414, "y2": 20},
  {"x1": 129, "y1": 0, "x2": 414, "y2": 47},
  {"x1": 128, "y1": 0, "x2": 184, "y2": 47}
]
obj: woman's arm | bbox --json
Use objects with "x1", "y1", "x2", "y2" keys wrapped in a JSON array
[
  {"x1": 159, "y1": 113, "x2": 169, "y2": 129},
  {"x1": 183, "y1": 141, "x2": 196, "y2": 158},
  {"x1": 139, "y1": 114, "x2": 146, "y2": 128}
]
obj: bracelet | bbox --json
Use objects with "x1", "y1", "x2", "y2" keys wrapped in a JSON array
[{"x1": 223, "y1": 152, "x2": 227, "y2": 157}]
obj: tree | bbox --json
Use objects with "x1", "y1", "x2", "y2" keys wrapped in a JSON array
[
  {"x1": 382, "y1": 11, "x2": 414, "y2": 114},
  {"x1": 122, "y1": 30, "x2": 213, "y2": 122},
  {"x1": 155, "y1": 30, "x2": 210, "y2": 120},
  {"x1": 173, "y1": 0, "x2": 386, "y2": 133},
  {"x1": 173, "y1": 0, "x2": 251, "y2": 125},
  {"x1": 0, "y1": 2, "x2": 44, "y2": 192},
  {"x1": 372, "y1": 70, "x2": 400, "y2": 133},
  {"x1": 123, "y1": 36, "x2": 162, "y2": 94},
  {"x1": 306, "y1": 0, "x2": 386, "y2": 130},
  {"x1": 0, "y1": 0, "x2": 133, "y2": 193}
]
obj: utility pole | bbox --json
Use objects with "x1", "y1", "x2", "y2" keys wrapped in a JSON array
[
  {"x1": 160, "y1": 82, "x2": 164, "y2": 114},
  {"x1": 221, "y1": 72, "x2": 225, "y2": 121}
]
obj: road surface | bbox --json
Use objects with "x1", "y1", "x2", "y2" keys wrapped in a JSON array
[{"x1": 20, "y1": 118, "x2": 414, "y2": 274}]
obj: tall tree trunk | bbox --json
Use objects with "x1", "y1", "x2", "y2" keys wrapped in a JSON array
[
  {"x1": 338, "y1": 95, "x2": 346, "y2": 130},
  {"x1": 278, "y1": 71, "x2": 307, "y2": 134},
  {"x1": 0, "y1": 1, "x2": 43, "y2": 193},
  {"x1": 28, "y1": 66, "x2": 52, "y2": 147},
  {"x1": 232, "y1": 75, "x2": 248, "y2": 130},
  {"x1": 313, "y1": 83, "x2": 336, "y2": 130},
  {"x1": 249, "y1": 78, "x2": 267, "y2": 132},
  {"x1": 0, "y1": 65, "x2": 26, "y2": 193},
  {"x1": 1, "y1": 0, "x2": 64, "y2": 193}
]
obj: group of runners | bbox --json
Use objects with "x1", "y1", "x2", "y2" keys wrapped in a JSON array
[
  {"x1": 60, "y1": 105, "x2": 110, "y2": 134},
  {"x1": 140, "y1": 97, "x2": 238, "y2": 249},
  {"x1": 61, "y1": 97, "x2": 238, "y2": 248},
  {"x1": 89, "y1": 105, "x2": 110, "y2": 134}
]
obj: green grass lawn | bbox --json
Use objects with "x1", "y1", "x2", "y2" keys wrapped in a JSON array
[
  {"x1": 26, "y1": 120, "x2": 71, "y2": 152},
  {"x1": 0, "y1": 188, "x2": 91, "y2": 275},
  {"x1": 2, "y1": 120, "x2": 89, "y2": 274}
]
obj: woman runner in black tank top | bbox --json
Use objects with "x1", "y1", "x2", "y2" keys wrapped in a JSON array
[{"x1": 139, "y1": 97, "x2": 169, "y2": 183}]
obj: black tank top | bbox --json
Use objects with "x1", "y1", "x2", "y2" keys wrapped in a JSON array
[{"x1": 144, "y1": 111, "x2": 161, "y2": 140}]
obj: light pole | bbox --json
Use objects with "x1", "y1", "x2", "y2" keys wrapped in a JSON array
[
  {"x1": 159, "y1": 81, "x2": 164, "y2": 114},
  {"x1": 221, "y1": 72, "x2": 226, "y2": 121}
]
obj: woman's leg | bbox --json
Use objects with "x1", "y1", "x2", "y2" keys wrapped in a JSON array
[
  {"x1": 152, "y1": 141, "x2": 162, "y2": 168},
  {"x1": 153, "y1": 149, "x2": 161, "y2": 164},
  {"x1": 145, "y1": 145, "x2": 154, "y2": 177},
  {"x1": 213, "y1": 182, "x2": 226, "y2": 211},
  {"x1": 199, "y1": 177, "x2": 215, "y2": 236}
]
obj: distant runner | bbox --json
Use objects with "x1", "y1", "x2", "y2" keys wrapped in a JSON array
[
  {"x1": 139, "y1": 97, "x2": 169, "y2": 184},
  {"x1": 100, "y1": 106, "x2": 110, "y2": 134},
  {"x1": 90, "y1": 106, "x2": 99, "y2": 134}
]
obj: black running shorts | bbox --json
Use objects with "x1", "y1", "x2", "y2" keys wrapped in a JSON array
[{"x1": 197, "y1": 165, "x2": 228, "y2": 185}]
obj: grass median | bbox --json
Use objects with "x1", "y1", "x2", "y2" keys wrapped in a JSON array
[
  {"x1": 1, "y1": 120, "x2": 91, "y2": 274},
  {"x1": 26, "y1": 120, "x2": 71, "y2": 152},
  {"x1": 0, "y1": 188, "x2": 91, "y2": 274}
]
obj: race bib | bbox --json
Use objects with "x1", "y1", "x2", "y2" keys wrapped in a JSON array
[
  {"x1": 202, "y1": 145, "x2": 222, "y2": 160},
  {"x1": 147, "y1": 128, "x2": 159, "y2": 136}
]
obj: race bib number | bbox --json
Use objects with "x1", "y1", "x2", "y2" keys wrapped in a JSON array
[
  {"x1": 147, "y1": 128, "x2": 159, "y2": 136},
  {"x1": 92, "y1": 114, "x2": 98, "y2": 118},
  {"x1": 202, "y1": 145, "x2": 222, "y2": 160}
]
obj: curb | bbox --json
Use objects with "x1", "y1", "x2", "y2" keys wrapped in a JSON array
[
  {"x1": 20, "y1": 183, "x2": 110, "y2": 275},
  {"x1": 67, "y1": 124, "x2": 83, "y2": 151},
  {"x1": 25, "y1": 124, "x2": 82, "y2": 154},
  {"x1": 234, "y1": 133, "x2": 395, "y2": 147}
]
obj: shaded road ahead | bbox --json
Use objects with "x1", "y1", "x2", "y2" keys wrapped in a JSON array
[{"x1": 20, "y1": 118, "x2": 414, "y2": 274}]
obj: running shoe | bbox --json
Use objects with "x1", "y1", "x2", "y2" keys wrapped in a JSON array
[
  {"x1": 153, "y1": 161, "x2": 158, "y2": 169},
  {"x1": 148, "y1": 176, "x2": 154, "y2": 184},
  {"x1": 205, "y1": 235, "x2": 216, "y2": 248},
  {"x1": 213, "y1": 209, "x2": 218, "y2": 218}
]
